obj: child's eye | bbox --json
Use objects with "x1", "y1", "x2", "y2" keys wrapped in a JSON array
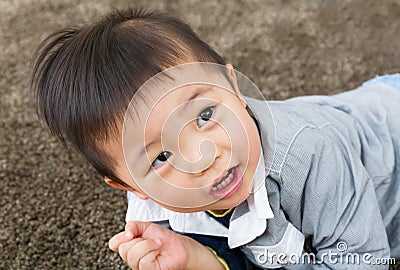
[
  {"x1": 197, "y1": 106, "x2": 214, "y2": 127},
  {"x1": 152, "y1": 151, "x2": 172, "y2": 167}
]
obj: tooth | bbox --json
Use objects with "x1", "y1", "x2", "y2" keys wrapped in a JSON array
[
  {"x1": 221, "y1": 180, "x2": 228, "y2": 188},
  {"x1": 227, "y1": 178, "x2": 232, "y2": 185},
  {"x1": 217, "y1": 184, "x2": 223, "y2": 190},
  {"x1": 228, "y1": 172, "x2": 234, "y2": 180}
]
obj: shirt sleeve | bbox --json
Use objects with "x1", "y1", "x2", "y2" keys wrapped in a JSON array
[{"x1": 282, "y1": 125, "x2": 391, "y2": 269}]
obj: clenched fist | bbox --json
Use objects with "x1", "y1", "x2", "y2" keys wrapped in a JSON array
[{"x1": 109, "y1": 221, "x2": 226, "y2": 270}]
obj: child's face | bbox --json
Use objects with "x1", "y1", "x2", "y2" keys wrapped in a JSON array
[{"x1": 106, "y1": 64, "x2": 261, "y2": 213}]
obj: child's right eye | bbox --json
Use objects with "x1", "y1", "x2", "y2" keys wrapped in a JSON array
[{"x1": 152, "y1": 151, "x2": 172, "y2": 167}]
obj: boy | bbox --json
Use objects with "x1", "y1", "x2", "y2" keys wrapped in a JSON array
[{"x1": 31, "y1": 8, "x2": 399, "y2": 269}]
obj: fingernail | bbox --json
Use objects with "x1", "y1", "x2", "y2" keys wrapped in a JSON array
[{"x1": 125, "y1": 231, "x2": 133, "y2": 239}]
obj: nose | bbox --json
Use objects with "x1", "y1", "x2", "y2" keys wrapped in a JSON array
[{"x1": 173, "y1": 125, "x2": 218, "y2": 174}]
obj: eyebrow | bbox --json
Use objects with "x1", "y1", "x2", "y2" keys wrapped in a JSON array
[
  {"x1": 182, "y1": 86, "x2": 213, "y2": 110},
  {"x1": 138, "y1": 86, "x2": 214, "y2": 160}
]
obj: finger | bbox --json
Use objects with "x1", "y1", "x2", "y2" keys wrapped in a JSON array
[
  {"x1": 138, "y1": 249, "x2": 161, "y2": 270},
  {"x1": 125, "y1": 221, "x2": 151, "y2": 235},
  {"x1": 126, "y1": 238, "x2": 161, "y2": 269},
  {"x1": 119, "y1": 238, "x2": 144, "y2": 263},
  {"x1": 125, "y1": 221, "x2": 134, "y2": 231},
  {"x1": 109, "y1": 230, "x2": 134, "y2": 252}
]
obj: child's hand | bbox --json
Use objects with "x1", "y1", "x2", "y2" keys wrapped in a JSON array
[
  {"x1": 109, "y1": 221, "x2": 225, "y2": 270},
  {"x1": 109, "y1": 221, "x2": 189, "y2": 269}
]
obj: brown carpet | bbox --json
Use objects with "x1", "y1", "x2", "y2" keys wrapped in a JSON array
[{"x1": 1, "y1": 0, "x2": 400, "y2": 268}]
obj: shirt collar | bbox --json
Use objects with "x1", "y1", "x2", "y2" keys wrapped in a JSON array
[
  {"x1": 227, "y1": 149, "x2": 274, "y2": 248},
  {"x1": 250, "y1": 149, "x2": 274, "y2": 219}
]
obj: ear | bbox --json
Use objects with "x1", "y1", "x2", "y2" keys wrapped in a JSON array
[
  {"x1": 104, "y1": 177, "x2": 149, "y2": 200},
  {"x1": 225, "y1": 63, "x2": 247, "y2": 108}
]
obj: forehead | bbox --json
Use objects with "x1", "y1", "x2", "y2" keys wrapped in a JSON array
[
  {"x1": 129, "y1": 83, "x2": 217, "y2": 127},
  {"x1": 126, "y1": 63, "x2": 233, "y2": 125}
]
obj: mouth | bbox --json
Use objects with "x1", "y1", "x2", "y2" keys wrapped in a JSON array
[{"x1": 210, "y1": 165, "x2": 243, "y2": 199}]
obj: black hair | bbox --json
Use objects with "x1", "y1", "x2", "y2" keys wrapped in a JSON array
[{"x1": 30, "y1": 8, "x2": 226, "y2": 186}]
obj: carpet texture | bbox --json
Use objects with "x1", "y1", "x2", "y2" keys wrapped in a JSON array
[{"x1": 1, "y1": 0, "x2": 400, "y2": 268}]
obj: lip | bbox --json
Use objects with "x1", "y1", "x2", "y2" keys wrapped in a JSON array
[{"x1": 209, "y1": 165, "x2": 243, "y2": 199}]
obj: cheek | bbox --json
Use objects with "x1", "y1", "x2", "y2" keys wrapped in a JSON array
[
  {"x1": 155, "y1": 170, "x2": 199, "y2": 189},
  {"x1": 247, "y1": 125, "x2": 261, "y2": 158},
  {"x1": 223, "y1": 111, "x2": 258, "y2": 159},
  {"x1": 116, "y1": 159, "x2": 148, "y2": 192},
  {"x1": 125, "y1": 175, "x2": 147, "y2": 194},
  {"x1": 230, "y1": 115, "x2": 261, "y2": 182}
]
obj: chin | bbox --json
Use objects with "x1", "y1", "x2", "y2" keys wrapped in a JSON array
[
  {"x1": 215, "y1": 193, "x2": 249, "y2": 210},
  {"x1": 163, "y1": 205, "x2": 205, "y2": 213}
]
